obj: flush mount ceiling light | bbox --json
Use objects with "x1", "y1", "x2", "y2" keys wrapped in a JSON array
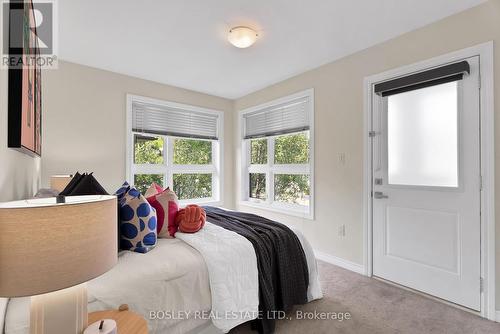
[{"x1": 228, "y1": 26, "x2": 258, "y2": 48}]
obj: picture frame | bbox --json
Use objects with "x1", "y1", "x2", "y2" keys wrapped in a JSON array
[{"x1": 7, "y1": 0, "x2": 42, "y2": 157}]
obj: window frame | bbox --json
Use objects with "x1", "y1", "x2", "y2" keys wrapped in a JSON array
[
  {"x1": 239, "y1": 89, "x2": 315, "y2": 219},
  {"x1": 126, "y1": 94, "x2": 224, "y2": 206}
]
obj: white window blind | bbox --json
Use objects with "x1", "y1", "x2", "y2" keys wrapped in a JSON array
[
  {"x1": 243, "y1": 96, "x2": 311, "y2": 139},
  {"x1": 132, "y1": 101, "x2": 219, "y2": 140}
]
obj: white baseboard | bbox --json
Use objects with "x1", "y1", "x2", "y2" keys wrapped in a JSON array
[{"x1": 314, "y1": 250, "x2": 365, "y2": 275}]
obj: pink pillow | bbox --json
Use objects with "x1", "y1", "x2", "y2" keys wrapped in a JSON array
[
  {"x1": 146, "y1": 188, "x2": 179, "y2": 238},
  {"x1": 144, "y1": 182, "x2": 163, "y2": 198}
]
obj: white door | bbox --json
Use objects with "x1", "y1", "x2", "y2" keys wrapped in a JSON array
[{"x1": 372, "y1": 56, "x2": 481, "y2": 310}]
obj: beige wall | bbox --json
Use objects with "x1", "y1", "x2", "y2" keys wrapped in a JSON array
[
  {"x1": 42, "y1": 61, "x2": 235, "y2": 208},
  {"x1": 0, "y1": 69, "x2": 41, "y2": 202},
  {"x1": 234, "y1": 0, "x2": 500, "y2": 307}
]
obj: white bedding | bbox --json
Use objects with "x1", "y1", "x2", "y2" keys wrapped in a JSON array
[
  {"x1": 3, "y1": 218, "x2": 322, "y2": 334},
  {"x1": 290, "y1": 226, "x2": 323, "y2": 302},
  {"x1": 176, "y1": 222, "x2": 259, "y2": 333},
  {"x1": 177, "y1": 221, "x2": 323, "y2": 333}
]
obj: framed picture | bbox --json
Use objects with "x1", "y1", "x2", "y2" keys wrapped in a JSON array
[{"x1": 8, "y1": 0, "x2": 42, "y2": 157}]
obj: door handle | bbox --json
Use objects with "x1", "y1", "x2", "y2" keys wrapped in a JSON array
[{"x1": 374, "y1": 191, "x2": 388, "y2": 199}]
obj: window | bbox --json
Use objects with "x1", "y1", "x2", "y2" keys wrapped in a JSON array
[
  {"x1": 127, "y1": 95, "x2": 222, "y2": 204},
  {"x1": 241, "y1": 89, "x2": 314, "y2": 218},
  {"x1": 387, "y1": 82, "x2": 458, "y2": 187}
]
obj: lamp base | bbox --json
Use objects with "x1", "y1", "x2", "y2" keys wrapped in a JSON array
[{"x1": 30, "y1": 283, "x2": 88, "y2": 334}]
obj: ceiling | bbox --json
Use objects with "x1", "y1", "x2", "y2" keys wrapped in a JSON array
[{"x1": 59, "y1": 0, "x2": 486, "y2": 99}]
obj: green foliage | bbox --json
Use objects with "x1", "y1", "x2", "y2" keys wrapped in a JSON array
[
  {"x1": 134, "y1": 174, "x2": 164, "y2": 195},
  {"x1": 274, "y1": 132, "x2": 309, "y2": 164},
  {"x1": 134, "y1": 136, "x2": 213, "y2": 199},
  {"x1": 173, "y1": 140, "x2": 212, "y2": 199},
  {"x1": 249, "y1": 132, "x2": 310, "y2": 205},
  {"x1": 173, "y1": 173, "x2": 212, "y2": 200},
  {"x1": 134, "y1": 136, "x2": 163, "y2": 164},
  {"x1": 174, "y1": 139, "x2": 212, "y2": 164},
  {"x1": 249, "y1": 173, "x2": 266, "y2": 199},
  {"x1": 274, "y1": 174, "x2": 310, "y2": 205},
  {"x1": 250, "y1": 139, "x2": 267, "y2": 164},
  {"x1": 274, "y1": 132, "x2": 310, "y2": 205}
]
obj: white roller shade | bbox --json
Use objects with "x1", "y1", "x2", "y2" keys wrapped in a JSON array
[
  {"x1": 243, "y1": 96, "x2": 311, "y2": 139},
  {"x1": 132, "y1": 101, "x2": 219, "y2": 140}
]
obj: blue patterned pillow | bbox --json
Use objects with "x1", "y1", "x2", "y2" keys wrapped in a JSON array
[
  {"x1": 116, "y1": 181, "x2": 130, "y2": 205},
  {"x1": 114, "y1": 182, "x2": 131, "y2": 251},
  {"x1": 118, "y1": 186, "x2": 157, "y2": 253}
]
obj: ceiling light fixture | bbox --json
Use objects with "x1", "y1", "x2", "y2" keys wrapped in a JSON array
[{"x1": 228, "y1": 26, "x2": 258, "y2": 48}]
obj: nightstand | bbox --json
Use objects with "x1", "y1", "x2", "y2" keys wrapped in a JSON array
[{"x1": 88, "y1": 305, "x2": 148, "y2": 334}]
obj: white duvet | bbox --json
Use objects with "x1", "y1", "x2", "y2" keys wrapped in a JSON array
[
  {"x1": 176, "y1": 222, "x2": 259, "y2": 333},
  {"x1": 3, "y1": 220, "x2": 322, "y2": 334},
  {"x1": 177, "y1": 222, "x2": 323, "y2": 333}
]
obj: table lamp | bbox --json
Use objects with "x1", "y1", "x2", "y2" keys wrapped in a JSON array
[{"x1": 0, "y1": 195, "x2": 118, "y2": 334}]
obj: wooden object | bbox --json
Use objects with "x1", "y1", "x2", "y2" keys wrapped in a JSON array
[
  {"x1": 88, "y1": 305, "x2": 148, "y2": 334},
  {"x1": 118, "y1": 304, "x2": 129, "y2": 311}
]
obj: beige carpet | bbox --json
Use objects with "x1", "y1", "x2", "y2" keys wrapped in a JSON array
[{"x1": 230, "y1": 260, "x2": 500, "y2": 334}]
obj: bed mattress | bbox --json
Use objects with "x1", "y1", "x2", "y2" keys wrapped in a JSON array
[{"x1": 4, "y1": 238, "x2": 213, "y2": 334}]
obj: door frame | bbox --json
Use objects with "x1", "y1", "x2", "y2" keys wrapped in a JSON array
[{"x1": 362, "y1": 42, "x2": 495, "y2": 320}]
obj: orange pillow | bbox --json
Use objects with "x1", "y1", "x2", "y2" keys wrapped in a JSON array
[{"x1": 176, "y1": 205, "x2": 206, "y2": 233}]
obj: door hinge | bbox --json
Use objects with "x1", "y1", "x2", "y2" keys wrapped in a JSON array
[
  {"x1": 480, "y1": 277, "x2": 484, "y2": 292},
  {"x1": 478, "y1": 73, "x2": 482, "y2": 90},
  {"x1": 480, "y1": 175, "x2": 483, "y2": 191},
  {"x1": 369, "y1": 131, "x2": 376, "y2": 138}
]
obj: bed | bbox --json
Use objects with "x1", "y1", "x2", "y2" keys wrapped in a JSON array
[{"x1": 2, "y1": 213, "x2": 321, "y2": 334}]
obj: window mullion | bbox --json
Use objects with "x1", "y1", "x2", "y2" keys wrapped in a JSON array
[
  {"x1": 133, "y1": 164, "x2": 165, "y2": 174},
  {"x1": 212, "y1": 139, "x2": 219, "y2": 202},
  {"x1": 166, "y1": 136, "x2": 173, "y2": 188},
  {"x1": 268, "y1": 137, "x2": 275, "y2": 204},
  {"x1": 171, "y1": 165, "x2": 216, "y2": 173},
  {"x1": 272, "y1": 164, "x2": 310, "y2": 174},
  {"x1": 244, "y1": 139, "x2": 249, "y2": 201},
  {"x1": 212, "y1": 168, "x2": 218, "y2": 202}
]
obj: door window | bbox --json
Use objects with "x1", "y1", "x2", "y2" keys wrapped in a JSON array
[{"x1": 387, "y1": 81, "x2": 459, "y2": 187}]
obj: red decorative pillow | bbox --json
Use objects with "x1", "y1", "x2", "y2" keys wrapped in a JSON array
[
  {"x1": 146, "y1": 188, "x2": 179, "y2": 238},
  {"x1": 176, "y1": 205, "x2": 206, "y2": 233}
]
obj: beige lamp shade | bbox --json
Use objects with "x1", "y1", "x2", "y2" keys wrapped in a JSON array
[
  {"x1": 50, "y1": 175, "x2": 74, "y2": 192},
  {"x1": 0, "y1": 195, "x2": 117, "y2": 297}
]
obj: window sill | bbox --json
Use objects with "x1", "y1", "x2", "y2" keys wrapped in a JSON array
[
  {"x1": 239, "y1": 200, "x2": 314, "y2": 220},
  {"x1": 179, "y1": 198, "x2": 222, "y2": 207}
]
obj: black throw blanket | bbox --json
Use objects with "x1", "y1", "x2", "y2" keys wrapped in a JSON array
[{"x1": 203, "y1": 207, "x2": 309, "y2": 334}]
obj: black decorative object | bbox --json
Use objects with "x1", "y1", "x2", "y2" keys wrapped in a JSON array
[{"x1": 374, "y1": 61, "x2": 470, "y2": 97}]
